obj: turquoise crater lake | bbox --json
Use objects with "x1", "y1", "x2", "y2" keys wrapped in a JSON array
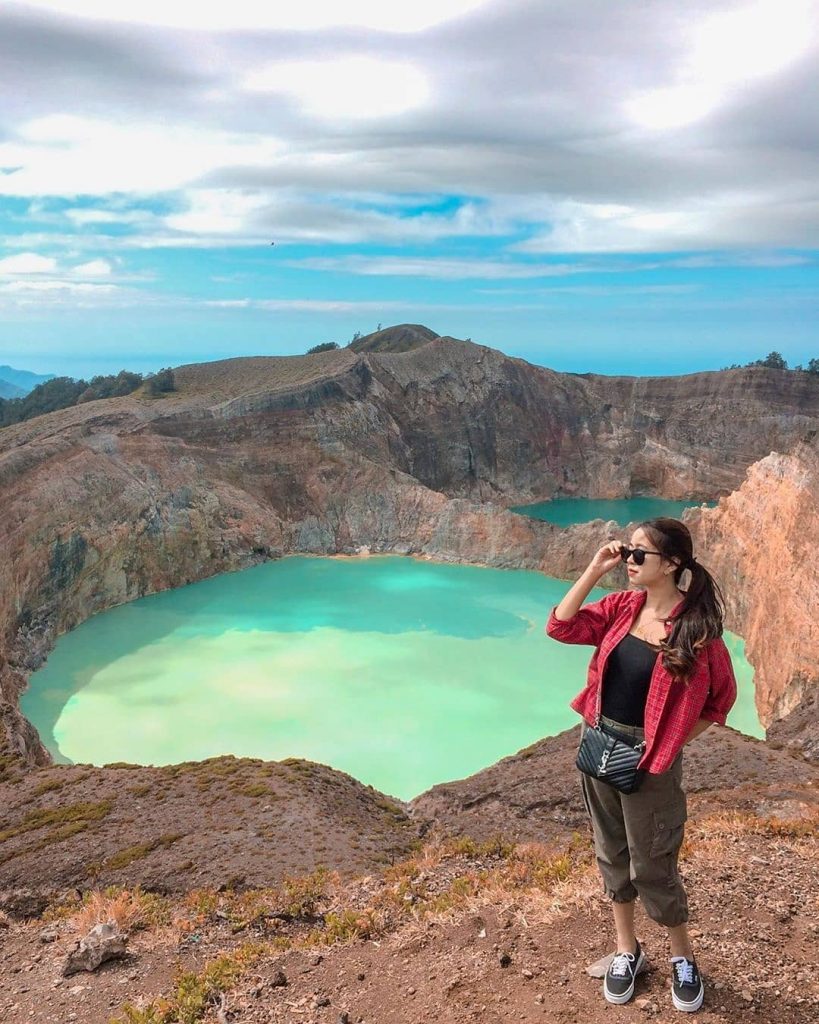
[
  {"x1": 21, "y1": 555, "x2": 761, "y2": 801},
  {"x1": 509, "y1": 496, "x2": 719, "y2": 528}
]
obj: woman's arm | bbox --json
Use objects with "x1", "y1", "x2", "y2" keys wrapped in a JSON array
[
  {"x1": 684, "y1": 638, "x2": 739, "y2": 744},
  {"x1": 700, "y1": 636, "x2": 738, "y2": 725},
  {"x1": 684, "y1": 718, "x2": 715, "y2": 744},
  {"x1": 553, "y1": 564, "x2": 607, "y2": 621},
  {"x1": 544, "y1": 540, "x2": 627, "y2": 646}
]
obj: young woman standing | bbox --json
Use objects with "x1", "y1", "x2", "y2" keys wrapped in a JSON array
[{"x1": 545, "y1": 517, "x2": 737, "y2": 1013}]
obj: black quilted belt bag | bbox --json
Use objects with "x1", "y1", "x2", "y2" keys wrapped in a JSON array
[{"x1": 576, "y1": 720, "x2": 646, "y2": 794}]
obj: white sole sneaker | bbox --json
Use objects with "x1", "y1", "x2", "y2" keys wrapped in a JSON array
[
  {"x1": 671, "y1": 979, "x2": 704, "y2": 1012},
  {"x1": 603, "y1": 949, "x2": 646, "y2": 1004}
]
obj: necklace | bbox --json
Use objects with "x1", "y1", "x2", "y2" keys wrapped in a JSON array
[
  {"x1": 631, "y1": 629, "x2": 664, "y2": 646},
  {"x1": 632, "y1": 611, "x2": 673, "y2": 645}
]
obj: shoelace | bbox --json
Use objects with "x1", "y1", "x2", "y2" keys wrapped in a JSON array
[
  {"x1": 609, "y1": 952, "x2": 636, "y2": 978},
  {"x1": 673, "y1": 958, "x2": 695, "y2": 985}
]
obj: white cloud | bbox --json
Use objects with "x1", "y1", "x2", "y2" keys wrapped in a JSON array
[
  {"x1": 204, "y1": 298, "x2": 407, "y2": 312},
  {"x1": 19, "y1": 0, "x2": 493, "y2": 32},
  {"x1": 1, "y1": 280, "x2": 117, "y2": 292},
  {"x1": 625, "y1": 0, "x2": 817, "y2": 130},
  {"x1": 0, "y1": 251, "x2": 58, "y2": 275},
  {"x1": 64, "y1": 207, "x2": 149, "y2": 227},
  {"x1": 0, "y1": 278, "x2": 124, "y2": 307},
  {"x1": 242, "y1": 57, "x2": 430, "y2": 120},
  {"x1": 71, "y1": 258, "x2": 112, "y2": 276},
  {"x1": 163, "y1": 191, "x2": 272, "y2": 236},
  {"x1": 284, "y1": 255, "x2": 608, "y2": 279},
  {"x1": 1, "y1": 115, "x2": 284, "y2": 197},
  {"x1": 507, "y1": 194, "x2": 807, "y2": 253},
  {"x1": 0, "y1": 1, "x2": 817, "y2": 252}
]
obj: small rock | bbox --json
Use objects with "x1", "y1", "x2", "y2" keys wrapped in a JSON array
[
  {"x1": 338, "y1": 1014, "x2": 350, "y2": 1024},
  {"x1": 522, "y1": 969, "x2": 534, "y2": 979},
  {"x1": 407, "y1": 986, "x2": 416, "y2": 995},
  {"x1": 356, "y1": 971, "x2": 366, "y2": 981},
  {"x1": 499, "y1": 952, "x2": 512, "y2": 967},
  {"x1": 62, "y1": 922, "x2": 127, "y2": 976},
  {"x1": 39, "y1": 927, "x2": 59, "y2": 944},
  {"x1": 534, "y1": 994, "x2": 545, "y2": 1004},
  {"x1": 270, "y1": 969, "x2": 287, "y2": 988},
  {"x1": 314, "y1": 995, "x2": 331, "y2": 1008},
  {"x1": 742, "y1": 990, "x2": 754, "y2": 1002},
  {"x1": 68, "y1": 985, "x2": 85, "y2": 996},
  {"x1": 587, "y1": 953, "x2": 615, "y2": 978},
  {"x1": 478, "y1": 927, "x2": 487, "y2": 939}
]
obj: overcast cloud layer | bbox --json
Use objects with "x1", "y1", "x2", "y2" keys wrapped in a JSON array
[{"x1": 0, "y1": 0, "x2": 817, "y2": 374}]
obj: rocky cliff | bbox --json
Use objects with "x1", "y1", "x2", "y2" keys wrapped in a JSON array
[
  {"x1": 1, "y1": 325, "x2": 817, "y2": 767},
  {"x1": 683, "y1": 431, "x2": 819, "y2": 757}
]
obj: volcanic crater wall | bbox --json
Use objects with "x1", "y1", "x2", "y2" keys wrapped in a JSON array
[{"x1": 1, "y1": 329, "x2": 817, "y2": 764}]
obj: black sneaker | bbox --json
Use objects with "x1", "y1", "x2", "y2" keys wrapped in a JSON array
[
  {"x1": 670, "y1": 956, "x2": 704, "y2": 1012},
  {"x1": 603, "y1": 940, "x2": 646, "y2": 1004}
]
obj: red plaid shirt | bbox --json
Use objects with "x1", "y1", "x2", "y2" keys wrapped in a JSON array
[{"x1": 545, "y1": 587, "x2": 738, "y2": 774}]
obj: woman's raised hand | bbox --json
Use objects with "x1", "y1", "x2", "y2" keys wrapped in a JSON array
[{"x1": 588, "y1": 540, "x2": 624, "y2": 579}]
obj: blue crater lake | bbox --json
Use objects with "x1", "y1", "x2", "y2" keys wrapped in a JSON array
[
  {"x1": 21, "y1": 554, "x2": 761, "y2": 801},
  {"x1": 510, "y1": 496, "x2": 719, "y2": 528}
]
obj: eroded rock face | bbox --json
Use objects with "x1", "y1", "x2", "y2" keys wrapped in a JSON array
[
  {"x1": 684, "y1": 432, "x2": 819, "y2": 743},
  {"x1": 0, "y1": 328, "x2": 817, "y2": 765}
]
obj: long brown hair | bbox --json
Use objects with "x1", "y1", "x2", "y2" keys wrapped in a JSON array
[{"x1": 637, "y1": 517, "x2": 727, "y2": 683}]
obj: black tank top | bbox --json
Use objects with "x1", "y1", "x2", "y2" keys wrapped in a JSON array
[{"x1": 600, "y1": 632, "x2": 662, "y2": 727}]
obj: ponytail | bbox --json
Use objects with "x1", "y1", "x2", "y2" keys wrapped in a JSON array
[{"x1": 637, "y1": 518, "x2": 726, "y2": 684}]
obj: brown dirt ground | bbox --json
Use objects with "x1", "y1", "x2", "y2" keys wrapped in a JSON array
[{"x1": 0, "y1": 779, "x2": 816, "y2": 1024}]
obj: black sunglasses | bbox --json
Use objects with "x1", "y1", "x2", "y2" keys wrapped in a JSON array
[{"x1": 619, "y1": 544, "x2": 664, "y2": 565}]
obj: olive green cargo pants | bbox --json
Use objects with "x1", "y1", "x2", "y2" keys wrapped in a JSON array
[{"x1": 579, "y1": 717, "x2": 689, "y2": 927}]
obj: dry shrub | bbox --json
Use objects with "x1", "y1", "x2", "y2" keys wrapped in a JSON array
[{"x1": 71, "y1": 886, "x2": 165, "y2": 935}]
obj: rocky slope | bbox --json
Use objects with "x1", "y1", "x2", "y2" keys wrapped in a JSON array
[
  {"x1": 0, "y1": 735, "x2": 816, "y2": 1023},
  {"x1": 1, "y1": 324, "x2": 817, "y2": 769}
]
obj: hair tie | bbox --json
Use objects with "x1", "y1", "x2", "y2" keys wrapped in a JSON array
[{"x1": 688, "y1": 556, "x2": 698, "y2": 569}]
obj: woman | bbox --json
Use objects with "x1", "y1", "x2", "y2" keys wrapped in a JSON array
[{"x1": 545, "y1": 517, "x2": 737, "y2": 1013}]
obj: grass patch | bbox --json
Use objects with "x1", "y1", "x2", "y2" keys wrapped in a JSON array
[
  {"x1": 312, "y1": 907, "x2": 378, "y2": 944},
  {"x1": 372, "y1": 796, "x2": 409, "y2": 820},
  {"x1": 0, "y1": 799, "x2": 114, "y2": 844},
  {"x1": 0, "y1": 754, "x2": 23, "y2": 782},
  {"x1": 44, "y1": 885, "x2": 171, "y2": 929},
  {"x1": 113, "y1": 942, "x2": 265, "y2": 1024},
  {"x1": 95, "y1": 834, "x2": 184, "y2": 872},
  {"x1": 230, "y1": 782, "x2": 277, "y2": 799},
  {"x1": 31, "y1": 776, "x2": 66, "y2": 796}
]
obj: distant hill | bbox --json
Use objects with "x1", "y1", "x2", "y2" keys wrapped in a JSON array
[
  {"x1": 0, "y1": 365, "x2": 55, "y2": 396},
  {"x1": 0, "y1": 379, "x2": 25, "y2": 399},
  {"x1": 348, "y1": 323, "x2": 439, "y2": 353}
]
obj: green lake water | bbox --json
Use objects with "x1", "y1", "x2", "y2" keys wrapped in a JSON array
[
  {"x1": 21, "y1": 554, "x2": 761, "y2": 801},
  {"x1": 510, "y1": 496, "x2": 719, "y2": 528}
]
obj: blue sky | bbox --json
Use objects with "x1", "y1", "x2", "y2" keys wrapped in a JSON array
[{"x1": 1, "y1": 1, "x2": 817, "y2": 378}]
